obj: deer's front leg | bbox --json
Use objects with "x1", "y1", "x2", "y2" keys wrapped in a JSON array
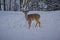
[{"x1": 28, "y1": 20, "x2": 31, "y2": 29}]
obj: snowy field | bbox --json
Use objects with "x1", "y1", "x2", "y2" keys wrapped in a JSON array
[{"x1": 0, "y1": 11, "x2": 60, "y2": 40}]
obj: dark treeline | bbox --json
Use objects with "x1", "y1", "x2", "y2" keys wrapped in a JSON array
[{"x1": 0, "y1": 0, "x2": 60, "y2": 11}]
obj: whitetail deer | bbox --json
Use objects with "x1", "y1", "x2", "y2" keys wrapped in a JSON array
[{"x1": 23, "y1": 10, "x2": 40, "y2": 29}]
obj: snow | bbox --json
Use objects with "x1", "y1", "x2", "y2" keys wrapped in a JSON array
[{"x1": 0, "y1": 11, "x2": 60, "y2": 40}]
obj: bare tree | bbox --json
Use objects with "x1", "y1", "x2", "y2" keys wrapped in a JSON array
[
  {"x1": 9, "y1": 0, "x2": 11, "y2": 11},
  {"x1": 3, "y1": 0, "x2": 6, "y2": 11},
  {"x1": 13, "y1": 0, "x2": 18, "y2": 11},
  {"x1": 23, "y1": 0, "x2": 31, "y2": 9},
  {"x1": 0, "y1": 0, "x2": 1, "y2": 10},
  {"x1": 20, "y1": 0, "x2": 24, "y2": 11}
]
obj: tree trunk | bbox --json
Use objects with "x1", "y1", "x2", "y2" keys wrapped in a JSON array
[
  {"x1": 9, "y1": 0, "x2": 11, "y2": 11},
  {"x1": 20, "y1": 0, "x2": 23, "y2": 11},
  {"x1": 0, "y1": 0, "x2": 1, "y2": 10},
  {"x1": 3, "y1": 0, "x2": 6, "y2": 11}
]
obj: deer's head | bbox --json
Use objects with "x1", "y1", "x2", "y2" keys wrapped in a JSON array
[{"x1": 22, "y1": 10, "x2": 29, "y2": 15}]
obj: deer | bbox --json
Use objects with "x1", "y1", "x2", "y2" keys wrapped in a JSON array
[{"x1": 22, "y1": 10, "x2": 40, "y2": 29}]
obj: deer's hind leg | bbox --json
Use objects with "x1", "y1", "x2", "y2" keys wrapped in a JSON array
[
  {"x1": 35, "y1": 22, "x2": 38, "y2": 27},
  {"x1": 35, "y1": 20, "x2": 39, "y2": 27},
  {"x1": 38, "y1": 21, "x2": 40, "y2": 27},
  {"x1": 35, "y1": 19, "x2": 40, "y2": 27}
]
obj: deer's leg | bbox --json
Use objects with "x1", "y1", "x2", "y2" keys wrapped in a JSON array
[
  {"x1": 37, "y1": 20, "x2": 40, "y2": 27},
  {"x1": 38, "y1": 21, "x2": 40, "y2": 27},
  {"x1": 35, "y1": 19, "x2": 40, "y2": 27},
  {"x1": 35, "y1": 22, "x2": 38, "y2": 27},
  {"x1": 28, "y1": 20, "x2": 31, "y2": 29},
  {"x1": 38, "y1": 18, "x2": 40, "y2": 27},
  {"x1": 35, "y1": 19, "x2": 38, "y2": 27}
]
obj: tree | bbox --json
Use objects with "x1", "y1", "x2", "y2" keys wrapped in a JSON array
[
  {"x1": 0, "y1": 0, "x2": 1, "y2": 10},
  {"x1": 20, "y1": 0, "x2": 23, "y2": 11},
  {"x1": 3, "y1": 0, "x2": 6, "y2": 11},
  {"x1": 45, "y1": 0, "x2": 60, "y2": 11},
  {"x1": 9, "y1": 0, "x2": 11, "y2": 11},
  {"x1": 20, "y1": 0, "x2": 31, "y2": 11},
  {"x1": 23, "y1": 0, "x2": 31, "y2": 9},
  {"x1": 13, "y1": 0, "x2": 18, "y2": 11}
]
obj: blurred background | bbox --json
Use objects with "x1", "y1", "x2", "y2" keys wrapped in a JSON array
[
  {"x1": 0, "y1": 0, "x2": 60, "y2": 40},
  {"x1": 0, "y1": 0, "x2": 60, "y2": 11}
]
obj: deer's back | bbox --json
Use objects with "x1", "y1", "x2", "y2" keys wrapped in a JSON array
[{"x1": 27, "y1": 14, "x2": 40, "y2": 20}]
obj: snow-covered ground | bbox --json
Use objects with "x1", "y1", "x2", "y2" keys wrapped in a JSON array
[{"x1": 0, "y1": 11, "x2": 60, "y2": 40}]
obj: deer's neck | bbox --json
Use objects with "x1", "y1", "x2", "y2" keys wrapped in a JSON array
[{"x1": 25, "y1": 13, "x2": 28, "y2": 20}]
